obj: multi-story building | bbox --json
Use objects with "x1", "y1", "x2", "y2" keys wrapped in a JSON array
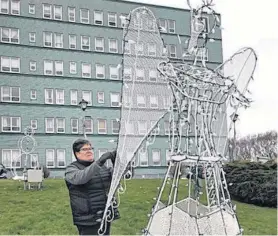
[{"x1": 0, "y1": 0, "x2": 224, "y2": 178}]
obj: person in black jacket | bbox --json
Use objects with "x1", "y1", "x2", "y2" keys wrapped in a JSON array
[{"x1": 65, "y1": 138, "x2": 119, "y2": 235}]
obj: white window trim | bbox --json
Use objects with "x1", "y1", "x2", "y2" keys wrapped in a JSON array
[
  {"x1": 152, "y1": 150, "x2": 161, "y2": 166},
  {"x1": 29, "y1": 61, "x2": 36, "y2": 71},
  {"x1": 45, "y1": 118, "x2": 55, "y2": 133},
  {"x1": 56, "y1": 118, "x2": 65, "y2": 133},
  {"x1": 1, "y1": 116, "x2": 21, "y2": 132},
  {"x1": 55, "y1": 89, "x2": 64, "y2": 105},
  {"x1": 44, "y1": 88, "x2": 54, "y2": 104},
  {"x1": 97, "y1": 119, "x2": 107, "y2": 134},
  {"x1": 1, "y1": 86, "x2": 20, "y2": 103},
  {"x1": 30, "y1": 90, "x2": 36, "y2": 100},
  {"x1": 43, "y1": 32, "x2": 52, "y2": 47},
  {"x1": 81, "y1": 35, "x2": 90, "y2": 51},
  {"x1": 69, "y1": 34, "x2": 77, "y2": 49},
  {"x1": 29, "y1": 4, "x2": 35, "y2": 14},
  {"x1": 139, "y1": 150, "x2": 148, "y2": 167},
  {"x1": 108, "y1": 38, "x2": 118, "y2": 53},
  {"x1": 69, "y1": 61, "x2": 77, "y2": 74},
  {"x1": 68, "y1": 7, "x2": 75, "y2": 22},
  {"x1": 71, "y1": 118, "x2": 79, "y2": 134},
  {"x1": 29, "y1": 32, "x2": 36, "y2": 43},
  {"x1": 0, "y1": 56, "x2": 20, "y2": 73},
  {"x1": 94, "y1": 10, "x2": 103, "y2": 25},
  {"x1": 82, "y1": 91, "x2": 92, "y2": 106},
  {"x1": 95, "y1": 37, "x2": 104, "y2": 52},
  {"x1": 53, "y1": 5, "x2": 62, "y2": 21},
  {"x1": 0, "y1": 27, "x2": 19, "y2": 44},
  {"x1": 108, "y1": 12, "x2": 117, "y2": 27},
  {"x1": 109, "y1": 65, "x2": 119, "y2": 80},
  {"x1": 11, "y1": 0, "x2": 20, "y2": 15},
  {"x1": 168, "y1": 20, "x2": 176, "y2": 33},
  {"x1": 80, "y1": 8, "x2": 89, "y2": 24},
  {"x1": 97, "y1": 91, "x2": 105, "y2": 104},
  {"x1": 55, "y1": 61, "x2": 63, "y2": 76},
  {"x1": 84, "y1": 117, "x2": 93, "y2": 134},
  {"x1": 56, "y1": 149, "x2": 66, "y2": 168},
  {"x1": 95, "y1": 64, "x2": 105, "y2": 79},
  {"x1": 30, "y1": 154, "x2": 39, "y2": 168},
  {"x1": 30, "y1": 119, "x2": 38, "y2": 130},
  {"x1": 43, "y1": 4, "x2": 52, "y2": 19},
  {"x1": 46, "y1": 149, "x2": 55, "y2": 168},
  {"x1": 111, "y1": 119, "x2": 119, "y2": 134},
  {"x1": 70, "y1": 90, "x2": 78, "y2": 105},
  {"x1": 2, "y1": 149, "x2": 21, "y2": 168},
  {"x1": 110, "y1": 92, "x2": 120, "y2": 107},
  {"x1": 0, "y1": 0, "x2": 9, "y2": 14}
]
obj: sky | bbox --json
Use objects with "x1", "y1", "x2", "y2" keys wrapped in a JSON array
[{"x1": 128, "y1": 0, "x2": 278, "y2": 137}]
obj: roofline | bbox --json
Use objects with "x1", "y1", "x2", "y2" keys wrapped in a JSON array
[{"x1": 105, "y1": 0, "x2": 221, "y2": 15}]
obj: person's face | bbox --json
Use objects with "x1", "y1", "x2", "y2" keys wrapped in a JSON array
[{"x1": 76, "y1": 144, "x2": 94, "y2": 162}]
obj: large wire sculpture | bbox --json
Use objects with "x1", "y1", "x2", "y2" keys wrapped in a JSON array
[{"x1": 100, "y1": 0, "x2": 257, "y2": 235}]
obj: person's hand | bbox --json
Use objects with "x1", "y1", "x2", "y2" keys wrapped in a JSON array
[{"x1": 97, "y1": 150, "x2": 117, "y2": 166}]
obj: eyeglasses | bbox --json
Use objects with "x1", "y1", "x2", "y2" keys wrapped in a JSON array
[{"x1": 79, "y1": 147, "x2": 94, "y2": 152}]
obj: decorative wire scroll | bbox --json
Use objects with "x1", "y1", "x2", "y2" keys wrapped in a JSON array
[
  {"x1": 100, "y1": 0, "x2": 257, "y2": 235},
  {"x1": 98, "y1": 7, "x2": 171, "y2": 235}
]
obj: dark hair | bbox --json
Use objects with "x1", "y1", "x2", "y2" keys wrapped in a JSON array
[{"x1": 72, "y1": 138, "x2": 91, "y2": 159}]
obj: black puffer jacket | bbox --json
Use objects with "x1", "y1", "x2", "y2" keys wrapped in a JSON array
[{"x1": 65, "y1": 160, "x2": 120, "y2": 226}]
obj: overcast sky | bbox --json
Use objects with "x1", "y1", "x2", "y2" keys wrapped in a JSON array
[{"x1": 128, "y1": 0, "x2": 278, "y2": 137}]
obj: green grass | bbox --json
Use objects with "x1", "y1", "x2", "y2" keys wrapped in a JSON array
[{"x1": 0, "y1": 179, "x2": 277, "y2": 235}]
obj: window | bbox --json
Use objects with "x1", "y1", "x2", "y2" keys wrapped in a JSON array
[
  {"x1": 70, "y1": 90, "x2": 78, "y2": 105},
  {"x1": 0, "y1": 0, "x2": 9, "y2": 13},
  {"x1": 81, "y1": 35, "x2": 90, "y2": 50},
  {"x1": 30, "y1": 120, "x2": 37, "y2": 130},
  {"x1": 197, "y1": 48, "x2": 208, "y2": 61},
  {"x1": 139, "y1": 149, "x2": 148, "y2": 166},
  {"x1": 125, "y1": 121, "x2": 134, "y2": 135},
  {"x1": 109, "y1": 65, "x2": 118, "y2": 80},
  {"x1": 46, "y1": 149, "x2": 55, "y2": 168},
  {"x1": 95, "y1": 37, "x2": 104, "y2": 52},
  {"x1": 152, "y1": 150, "x2": 161, "y2": 165},
  {"x1": 45, "y1": 89, "x2": 54, "y2": 104},
  {"x1": 164, "y1": 121, "x2": 170, "y2": 135},
  {"x1": 45, "y1": 118, "x2": 54, "y2": 133},
  {"x1": 29, "y1": 32, "x2": 35, "y2": 43},
  {"x1": 56, "y1": 118, "x2": 65, "y2": 133},
  {"x1": 124, "y1": 41, "x2": 131, "y2": 54},
  {"x1": 108, "y1": 39, "x2": 118, "y2": 53},
  {"x1": 68, "y1": 7, "x2": 75, "y2": 22},
  {"x1": 2, "y1": 149, "x2": 21, "y2": 168},
  {"x1": 43, "y1": 4, "x2": 52, "y2": 19},
  {"x1": 11, "y1": 0, "x2": 20, "y2": 15},
  {"x1": 44, "y1": 60, "x2": 53, "y2": 75},
  {"x1": 151, "y1": 120, "x2": 159, "y2": 135},
  {"x1": 82, "y1": 63, "x2": 91, "y2": 78},
  {"x1": 30, "y1": 90, "x2": 36, "y2": 100},
  {"x1": 82, "y1": 91, "x2": 92, "y2": 105},
  {"x1": 98, "y1": 119, "x2": 107, "y2": 134},
  {"x1": 123, "y1": 67, "x2": 132, "y2": 80},
  {"x1": 159, "y1": 19, "x2": 167, "y2": 32},
  {"x1": 138, "y1": 121, "x2": 147, "y2": 135},
  {"x1": 80, "y1": 9, "x2": 89, "y2": 24},
  {"x1": 69, "y1": 61, "x2": 76, "y2": 74},
  {"x1": 95, "y1": 64, "x2": 105, "y2": 78},
  {"x1": 1, "y1": 116, "x2": 21, "y2": 132},
  {"x1": 0, "y1": 56, "x2": 20, "y2": 73},
  {"x1": 120, "y1": 14, "x2": 128, "y2": 28},
  {"x1": 55, "y1": 61, "x2": 63, "y2": 76},
  {"x1": 166, "y1": 150, "x2": 172, "y2": 162},
  {"x1": 1, "y1": 86, "x2": 20, "y2": 102},
  {"x1": 94, "y1": 11, "x2": 103, "y2": 25},
  {"x1": 136, "y1": 68, "x2": 144, "y2": 81},
  {"x1": 148, "y1": 43, "x2": 156, "y2": 56},
  {"x1": 137, "y1": 95, "x2": 146, "y2": 108},
  {"x1": 112, "y1": 119, "x2": 119, "y2": 134},
  {"x1": 97, "y1": 91, "x2": 104, "y2": 103},
  {"x1": 29, "y1": 4, "x2": 35, "y2": 14},
  {"x1": 150, "y1": 95, "x2": 158, "y2": 108},
  {"x1": 84, "y1": 117, "x2": 93, "y2": 133},
  {"x1": 30, "y1": 154, "x2": 39, "y2": 168},
  {"x1": 69, "y1": 34, "x2": 76, "y2": 49},
  {"x1": 54, "y1": 5, "x2": 62, "y2": 20},
  {"x1": 1, "y1": 28, "x2": 19, "y2": 43},
  {"x1": 168, "y1": 20, "x2": 176, "y2": 33},
  {"x1": 163, "y1": 96, "x2": 171, "y2": 109},
  {"x1": 169, "y1": 45, "x2": 177, "y2": 58},
  {"x1": 71, "y1": 118, "x2": 78, "y2": 133},
  {"x1": 123, "y1": 94, "x2": 132, "y2": 107},
  {"x1": 147, "y1": 18, "x2": 156, "y2": 31},
  {"x1": 149, "y1": 69, "x2": 157, "y2": 82},
  {"x1": 57, "y1": 149, "x2": 66, "y2": 167},
  {"x1": 110, "y1": 93, "x2": 120, "y2": 107},
  {"x1": 108, "y1": 12, "x2": 117, "y2": 27},
  {"x1": 43, "y1": 32, "x2": 52, "y2": 47},
  {"x1": 29, "y1": 61, "x2": 36, "y2": 71},
  {"x1": 54, "y1": 33, "x2": 63, "y2": 48},
  {"x1": 55, "y1": 89, "x2": 64, "y2": 104},
  {"x1": 134, "y1": 14, "x2": 142, "y2": 29},
  {"x1": 136, "y1": 42, "x2": 143, "y2": 55}
]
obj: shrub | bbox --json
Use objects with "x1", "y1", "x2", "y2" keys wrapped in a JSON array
[{"x1": 224, "y1": 160, "x2": 277, "y2": 208}]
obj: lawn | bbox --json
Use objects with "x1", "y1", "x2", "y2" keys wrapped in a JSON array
[{"x1": 0, "y1": 179, "x2": 277, "y2": 235}]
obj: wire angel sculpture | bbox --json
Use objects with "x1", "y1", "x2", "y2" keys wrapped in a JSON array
[{"x1": 99, "y1": 1, "x2": 257, "y2": 235}]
